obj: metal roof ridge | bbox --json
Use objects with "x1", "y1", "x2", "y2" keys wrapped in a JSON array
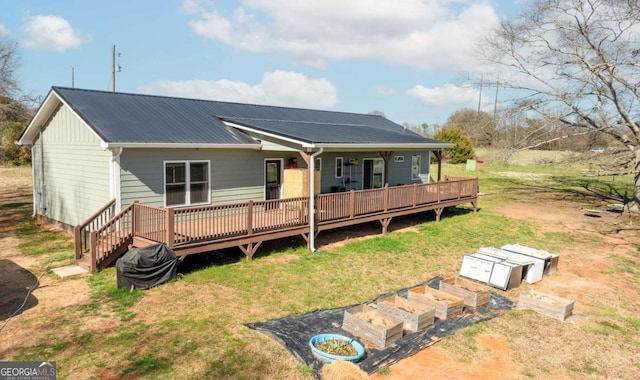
[
  {"x1": 51, "y1": 86, "x2": 384, "y2": 118},
  {"x1": 220, "y1": 117, "x2": 367, "y2": 127}
]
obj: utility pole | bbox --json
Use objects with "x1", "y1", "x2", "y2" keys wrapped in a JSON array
[
  {"x1": 111, "y1": 45, "x2": 116, "y2": 92},
  {"x1": 111, "y1": 45, "x2": 121, "y2": 92},
  {"x1": 71, "y1": 67, "x2": 75, "y2": 88},
  {"x1": 477, "y1": 74, "x2": 483, "y2": 114}
]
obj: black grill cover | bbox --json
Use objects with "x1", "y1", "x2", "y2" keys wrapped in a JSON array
[{"x1": 116, "y1": 244, "x2": 178, "y2": 289}]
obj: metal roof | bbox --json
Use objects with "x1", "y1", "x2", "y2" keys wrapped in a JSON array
[
  {"x1": 52, "y1": 87, "x2": 257, "y2": 146},
  {"x1": 21, "y1": 87, "x2": 452, "y2": 149}
]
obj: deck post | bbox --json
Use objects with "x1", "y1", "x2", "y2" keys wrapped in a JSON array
[
  {"x1": 239, "y1": 241, "x2": 262, "y2": 261},
  {"x1": 247, "y1": 200, "x2": 254, "y2": 236},
  {"x1": 434, "y1": 207, "x2": 444, "y2": 222},
  {"x1": 379, "y1": 217, "x2": 392, "y2": 234},
  {"x1": 349, "y1": 190, "x2": 355, "y2": 218},
  {"x1": 131, "y1": 201, "x2": 139, "y2": 238},
  {"x1": 165, "y1": 207, "x2": 174, "y2": 248},
  {"x1": 383, "y1": 184, "x2": 389, "y2": 212},
  {"x1": 412, "y1": 183, "x2": 417, "y2": 207},
  {"x1": 89, "y1": 231, "x2": 98, "y2": 271},
  {"x1": 73, "y1": 225, "x2": 82, "y2": 260}
]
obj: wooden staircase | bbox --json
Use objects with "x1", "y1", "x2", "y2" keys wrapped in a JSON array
[{"x1": 74, "y1": 200, "x2": 136, "y2": 271}]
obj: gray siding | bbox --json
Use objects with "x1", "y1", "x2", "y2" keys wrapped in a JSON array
[
  {"x1": 31, "y1": 104, "x2": 111, "y2": 226},
  {"x1": 120, "y1": 148, "x2": 280, "y2": 207},
  {"x1": 299, "y1": 151, "x2": 433, "y2": 192}
]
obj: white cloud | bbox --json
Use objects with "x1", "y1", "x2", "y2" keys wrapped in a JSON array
[
  {"x1": 22, "y1": 15, "x2": 84, "y2": 52},
  {"x1": 0, "y1": 24, "x2": 8, "y2": 36},
  {"x1": 137, "y1": 70, "x2": 338, "y2": 109},
  {"x1": 183, "y1": 0, "x2": 500, "y2": 72},
  {"x1": 181, "y1": 0, "x2": 215, "y2": 13},
  {"x1": 407, "y1": 83, "x2": 478, "y2": 108},
  {"x1": 375, "y1": 86, "x2": 397, "y2": 96}
]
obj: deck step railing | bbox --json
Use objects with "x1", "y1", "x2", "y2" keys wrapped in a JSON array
[{"x1": 74, "y1": 199, "x2": 116, "y2": 261}]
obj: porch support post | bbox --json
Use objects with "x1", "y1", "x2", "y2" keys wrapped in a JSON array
[
  {"x1": 378, "y1": 151, "x2": 393, "y2": 186},
  {"x1": 434, "y1": 207, "x2": 444, "y2": 222},
  {"x1": 434, "y1": 151, "x2": 443, "y2": 182},
  {"x1": 298, "y1": 151, "x2": 311, "y2": 166},
  {"x1": 239, "y1": 241, "x2": 262, "y2": 261},
  {"x1": 379, "y1": 217, "x2": 392, "y2": 234},
  {"x1": 300, "y1": 232, "x2": 309, "y2": 245}
]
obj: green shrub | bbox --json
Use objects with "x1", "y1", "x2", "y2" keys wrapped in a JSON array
[{"x1": 434, "y1": 126, "x2": 475, "y2": 164}]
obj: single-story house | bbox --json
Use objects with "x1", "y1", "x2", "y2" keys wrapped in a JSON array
[{"x1": 18, "y1": 87, "x2": 476, "y2": 269}]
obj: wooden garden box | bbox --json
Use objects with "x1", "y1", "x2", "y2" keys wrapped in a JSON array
[
  {"x1": 342, "y1": 304, "x2": 404, "y2": 348},
  {"x1": 517, "y1": 290, "x2": 575, "y2": 321},
  {"x1": 407, "y1": 286, "x2": 464, "y2": 320},
  {"x1": 377, "y1": 295, "x2": 436, "y2": 332},
  {"x1": 439, "y1": 276, "x2": 491, "y2": 309}
]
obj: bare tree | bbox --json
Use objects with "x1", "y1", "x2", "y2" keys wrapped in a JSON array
[
  {"x1": 483, "y1": 0, "x2": 640, "y2": 210},
  {"x1": 444, "y1": 109, "x2": 496, "y2": 147},
  {"x1": 0, "y1": 37, "x2": 19, "y2": 97}
]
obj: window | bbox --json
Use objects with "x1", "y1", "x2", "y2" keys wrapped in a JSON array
[
  {"x1": 411, "y1": 155, "x2": 421, "y2": 180},
  {"x1": 165, "y1": 161, "x2": 210, "y2": 207},
  {"x1": 315, "y1": 157, "x2": 322, "y2": 171},
  {"x1": 335, "y1": 157, "x2": 343, "y2": 178},
  {"x1": 394, "y1": 155, "x2": 405, "y2": 163}
]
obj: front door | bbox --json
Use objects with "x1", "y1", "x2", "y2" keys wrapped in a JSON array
[
  {"x1": 362, "y1": 158, "x2": 384, "y2": 189},
  {"x1": 265, "y1": 159, "x2": 282, "y2": 200}
]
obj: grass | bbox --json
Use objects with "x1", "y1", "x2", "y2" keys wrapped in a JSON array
[{"x1": 1, "y1": 160, "x2": 639, "y2": 379}]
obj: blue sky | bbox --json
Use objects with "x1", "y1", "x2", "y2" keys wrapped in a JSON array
[{"x1": 1, "y1": 0, "x2": 524, "y2": 127}]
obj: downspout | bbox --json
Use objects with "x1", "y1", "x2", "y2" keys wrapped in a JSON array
[
  {"x1": 38, "y1": 128, "x2": 46, "y2": 216},
  {"x1": 110, "y1": 147, "x2": 123, "y2": 211},
  {"x1": 308, "y1": 147, "x2": 324, "y2": 252}
]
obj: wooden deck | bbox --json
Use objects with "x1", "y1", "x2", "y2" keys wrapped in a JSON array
[{"x1": 74, "y1": 177, "x2": 478, "y2": 271}]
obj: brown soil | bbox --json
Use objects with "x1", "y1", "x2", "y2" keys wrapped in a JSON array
[
  {"x1": 0, "y1": 170, "x2": 91, "y2": 357},
  {"x1": 371, "y1": 196, "x2": 640, "y2": 380}
]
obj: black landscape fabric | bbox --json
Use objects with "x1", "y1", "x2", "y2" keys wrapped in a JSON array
[
  {"x1": 246, "y1": 277, "x2": 513, "y2": 375},
  {"x1": 116, "y1": 243, "x2": 178, "y2": 289}
]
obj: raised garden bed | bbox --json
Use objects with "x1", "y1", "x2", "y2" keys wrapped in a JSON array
[
  {"x1": 342, "y1": 304, "x2": 404, "y2": 348},
  {"x1": 517, "y1": 290, "x2": 574, "y2": 321},
  {"x1": 377, "y1": 295, "x2": 435, "y2": 332},
  {"x1": 439, "y1": 276, "x2": 491, "y2": 309},
  {"x1": 407, "y1": 286, "x2": 463, "y2": 320}
]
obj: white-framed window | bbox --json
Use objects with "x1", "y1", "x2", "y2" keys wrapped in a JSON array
[
  {"x1": 411, "y1": 155, "x2": 421, "y2": 180},
  {"x1": 315, "y1": 157, "x2": 322, "y2": 171},
  {"x1": 335, "y1": 157, "x2": 344, "y2": 178},
  {"x1": 394, "y1": 155, "x2": 405, "y2": 162},
  {"x1": 164, "y1": 160, "x2": 210, "y2": 207}
]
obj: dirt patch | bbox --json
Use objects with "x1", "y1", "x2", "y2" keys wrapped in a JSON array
[
  {"x1": 0, "y1": 173, "x2": 92, "y2": 360},
  {"x1": 371, "y1": 333, "x2": 518, "y2": 380},
  {"x1": 371, "y1": 199, "x2": 640, "y2": 379}
]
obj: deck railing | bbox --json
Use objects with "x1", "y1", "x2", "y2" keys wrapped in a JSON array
[
  {"x1": 86, "y1": 201, "x2": 136, "y2": 270},
  {"x1": 74, "y1": 198, "x2": 116, "y2": 260},
  {"x1": 75, "y1": 178, "x2": 477, "y2": 269},
  {"x1": 316, "y1": 178, "x2": 478, "y2": 222},
  {"x1": 171, "y1": 196, "x2": 309, "y2": 246}
]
